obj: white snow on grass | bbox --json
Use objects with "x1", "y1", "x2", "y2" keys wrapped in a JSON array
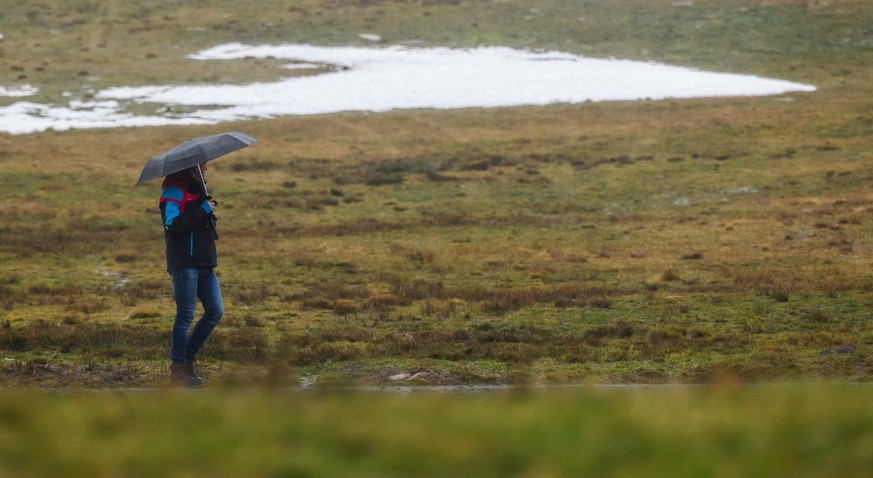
[
  {"x1": 0, "y1": 84, "x2": 38, "y2": 98},
  {"x1": 0, "y1": 43, "x2": 815, "y2": 135}
]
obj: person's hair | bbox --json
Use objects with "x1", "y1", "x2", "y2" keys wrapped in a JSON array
[{"x1": 184, "y1": 166, "x2": 200, "y2": 178}]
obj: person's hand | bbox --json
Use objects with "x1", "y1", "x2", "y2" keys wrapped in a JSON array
[{"x1": 203, "y1": 195, "x2": 221, "y2": 209}]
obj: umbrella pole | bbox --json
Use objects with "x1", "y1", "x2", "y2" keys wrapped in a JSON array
[
  {"x1": 197, "y1": 163, "x2": 209, "y2": 197},
  {"x1": 198, "y1": 162, "x2": 218, "y2": 239}
]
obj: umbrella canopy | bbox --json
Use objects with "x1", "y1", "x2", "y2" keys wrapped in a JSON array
[{"x1": 137, "y1": 131, "x2": 256, "y2": 185}]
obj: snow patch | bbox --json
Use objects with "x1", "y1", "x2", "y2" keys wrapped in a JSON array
[
  {"x1": 0, "y1": 84, "x2": 38, "y2": 97},
  {"x1": 0, "y1": 43, "x2": 816, "y2": 135}
]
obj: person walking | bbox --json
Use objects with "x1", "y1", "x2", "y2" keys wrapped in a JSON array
[
  {"x1": 137, "y1": 131, "x2": 254, "y2": 386},
  {"x1": 159, "y1": 162, "x2": 223, "y2": 387}
]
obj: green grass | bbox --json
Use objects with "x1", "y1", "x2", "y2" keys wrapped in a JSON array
[
  {"x1": 1, "y1": 0, "x2": 872, "y2": 388},
  {"x1": 1, "y1": 385, "x2": 872, "y2": 478},
  {"x1": 2, "y1": 1, "x2": 873, "y2": 476}
]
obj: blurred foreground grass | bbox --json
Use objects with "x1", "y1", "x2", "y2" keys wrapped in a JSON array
[{"x1": 0, "y1": 384, "x2": 871, "y2": 477}]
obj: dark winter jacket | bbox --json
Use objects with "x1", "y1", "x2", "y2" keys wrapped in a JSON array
[{"x1": 159, "y1": 173, "x2": 218, "y2": 271}]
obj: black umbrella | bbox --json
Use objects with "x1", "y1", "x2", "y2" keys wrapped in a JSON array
[{"x1": 136, "y1": 131, "x2": 256, "y2": 186}]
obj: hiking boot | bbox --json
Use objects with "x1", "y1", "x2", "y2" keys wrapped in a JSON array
[
  {"x1": 170, "y1": 363, "x2": 205, "y2": 388},
  {"x1": 185, "y1": 355, "x2": 205, "y2": 382}
]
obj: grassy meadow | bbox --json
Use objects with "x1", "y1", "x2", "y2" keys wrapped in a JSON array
[
  {"x1": 1, "y1": 0, "x2": 871, "y2": 387},
  {"x1": 1, "y1": 0, "x2": 873, "y2": 474}
]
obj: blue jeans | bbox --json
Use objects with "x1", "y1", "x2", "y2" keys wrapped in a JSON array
[{"x1": 169, "y1": 268, "x2": 224, "y2": 365}]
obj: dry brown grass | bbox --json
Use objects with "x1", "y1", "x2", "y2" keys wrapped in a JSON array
[{"x1": 2, "y1": 0, "x2": 873, "y2": 386}]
